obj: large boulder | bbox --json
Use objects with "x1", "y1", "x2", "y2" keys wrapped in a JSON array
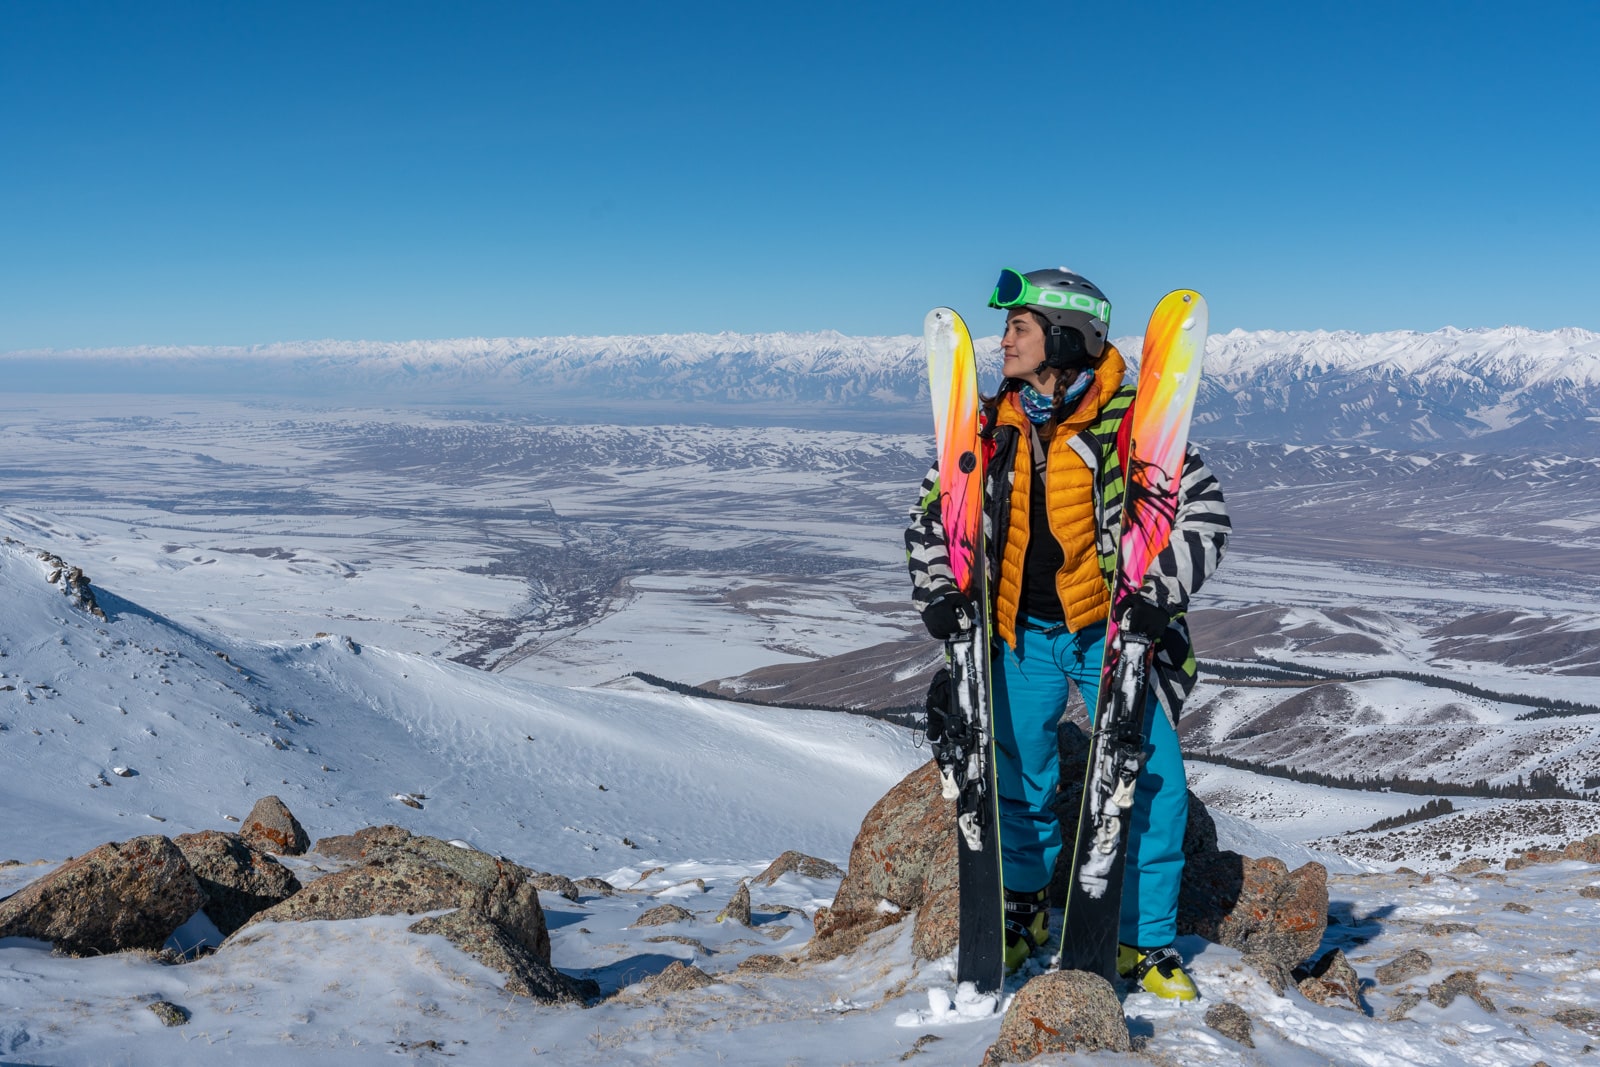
[
  {"x1": 173, "y1": 831, "x2": 302, "y2": 936},
  {"x1": 239, "y1": 796, "x2": 310, "y2": 856},
  {"x1": 812, "y1": 739, "x2": 1248, "y2": 966},
  {"x1": 0, "y1": 836, "x2": 204, "y2": 955},
  {"x1": 238, "y1": 828, "x2": 549, "y2": 962},
  {"x1": 981, "y1": 970, "x2": 1130, "y2": 1064},
  {"x1": 409, "y1": 910, "x2": 586, "y2": 1005},
  {"x1": 1178, "y1": 851, "x2": 1328, "y2": 968},
  {"x1": 809, "y1": 761, "x2": 956, "y2": 961}
]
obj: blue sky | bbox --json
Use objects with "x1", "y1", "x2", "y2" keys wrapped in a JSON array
[{"x1": 3, "y1": 1, "x2": 1597, "y2": 348}]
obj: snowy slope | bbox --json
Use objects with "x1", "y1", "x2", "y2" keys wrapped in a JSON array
[
  {"x1": 0, "y1": 537, "x2": 922, "y2": 868},
  {"x1": 4, "y1": 540, "x2": 1600, "y2": 1064}
]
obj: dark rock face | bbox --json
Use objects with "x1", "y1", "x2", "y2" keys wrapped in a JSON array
[
  {"x1": 240, "y1": 796, "x2": 310, "y2": 856},
  {"x1": 1204, "y1": 1002, "x2": 1255, "y2": 1047},
  {"x1": 173, "y1": 831, "x2": 301, "y2": 936},
  {"x1": 1178, "y1": 852, "x2": 1328, "y2": 968},
  {"x1": 751, "y1": 851, "x2": 844, "y2": 886},
  {"x1": 981, "y1": 971, "x2": 1130, "y2": 1065},
  {"x1": 409, "y1": 910, "x2": 585, "y2": 1005},
  {"x1": 0, "y1": 836, "x2": 204, "y2": 955},
  {"x1": 239, "y1": 829, "x2": 549, "y2": 964}
]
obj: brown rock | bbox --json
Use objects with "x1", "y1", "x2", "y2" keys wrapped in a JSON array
[
  {"x1": 239, "y1": 796, "x2": 309, "y2": 856},
  {"x1": 1387, "y1": 991, "x2": 1424, "y2": 1022},
  {"x1": 173, "y1": 831, "x2": 301, "y2": 936},
  {"x1": 640, "y1": 960, "x2": 714, "y2": 996},
  {"x1": 1451, "y1": 858, "x2": 1491, "y2": 874},
  {"x1": 238, "y1": 839, "x2": 548, "y2": 961},
  {"x1": 312, "y1": 824, "x2": 414, "y2": 861},
  {"x1": 632, "y1": 903, "x2": 694, "y2": 927},
  {"x1": 1374, "y1": 947, "x2": 1432, "y2": 985},
  {"x1": 409, "y1": 909, "x2": 584, "y2": 1004},
  {"x1": 752, "y1": 850, "x2": 844, "y2": 886},
  {"x1": 1204, "y1": 1002, "x2": 1254, "y2": 1047},
  {"x1": 736, "y1": 953, "x2": 795, "y2": 974},
  {"x1": 573, "y1": 876, "x2": 617, "y2": 897},
  {"x1": 1564, "y1": 834, "x2": 1600, "y2": 864},
  {"x1": 1504, "y1": 900, "x2": 1535, "y2": 912},
  {"x1": 981, "y1": 971, "x2": 1129, "y2": 1065},
  {"x1": 1428, "y1": 970, "x2": 1495, "y2": 1012},
  {"x1": 530, "y1": 872, "x2": 579, "y2": 902},
  {"x1": 1296, "y1": 949, "x2": 1364, "y2": 1012},
  {"x1": 715, "y1": 880, "x2": 752, "y2": 926},
  {"x1": 1178, "y1": 851, "x2": 1328, "y2": 967},
  {"x1": 1243, "y1": 951, "x2": 1295, "y2": 996},
  {"x1": 0, "y1": 836, "x2": 204, "y2": 955},
  {"x1": 1552, "y1": 1007, "x2": 1600, "y2": 1036},
  {"x1": 811, "y1": 761, "x2": 955, "y2": 962},
  {"x1": 1578, "y1": 885, "x2": 1600, "y2": 900}
]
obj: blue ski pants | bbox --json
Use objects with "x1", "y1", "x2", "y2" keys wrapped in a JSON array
[{"x1": 992, "y1": 617, "x2": 1189, "y2": 948}]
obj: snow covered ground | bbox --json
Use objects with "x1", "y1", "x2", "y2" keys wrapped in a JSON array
[{"x1": 4, "y1": 393, "x2": 1600, "y2": 1064}]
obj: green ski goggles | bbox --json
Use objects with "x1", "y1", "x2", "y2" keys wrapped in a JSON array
[{"x1": 988, "y1": 268, "x2": 1112, "y2": 326}]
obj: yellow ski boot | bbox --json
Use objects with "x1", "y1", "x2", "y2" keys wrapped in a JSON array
[
  {"x1": 1117, "y1": 944, "x2": 1199, "y2": 1000},
  {"x1": 1003, "y1": 888, "x2": 1050, "y2": 972}
]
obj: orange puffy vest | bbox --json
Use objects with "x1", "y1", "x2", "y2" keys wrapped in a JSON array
[{"x1": 992, "y1": 346, "x2": 1128, "y2": 650}]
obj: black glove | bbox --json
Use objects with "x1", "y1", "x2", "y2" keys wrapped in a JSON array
[
  {"x1": 922, "y1": 591, "x2": 974, "y2": 641},
  {"x1": 1118, "y1": 595, "x2": 1169, "y2": 641}
]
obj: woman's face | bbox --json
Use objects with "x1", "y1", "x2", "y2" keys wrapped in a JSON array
[{"x1": 1001, "y1": 310, "x2": 1056, "y2": 391}]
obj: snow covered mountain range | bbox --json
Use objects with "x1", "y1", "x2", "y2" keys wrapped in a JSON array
[{"x1": 9, "y1": 325, "x2": 1600, "y2": 452}]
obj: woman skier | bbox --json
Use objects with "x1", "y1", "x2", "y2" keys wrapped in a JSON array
[{"x1": 905, "y1": 267, "x2": 1230, "y2": 999}]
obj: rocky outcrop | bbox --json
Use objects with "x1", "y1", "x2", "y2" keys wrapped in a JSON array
[
  {"x1": 1375, "y1": 947, "x2": 1433, "y2": 985},
  {"x1": 716, "y1": 880, "x2": 752, "y2": 926},
  {"x1": 409, "y1": 909, "x2": 586, "y2": 1005},
  {"x1": 815, "y1": 753, "x2": 1328, "y2": 970},
  {"x1": 239, "y1": 830, "x2": 549, "y2": 963},
  {"x1": 751, "y1": 851, "x2": 844, "y2": 886},
  {"x1": 0, "y1": 836, "x2": 203, "y2": 954},
  {"x1": 239, "y1": 796, "x2": 310, "y2": 856},
  {"x1": 809, "y1": 761, "x2": 954, "y2": 962},
  {"x1": 173, "y1": 831, "x2": 301, "y2": 936},
  {"x1": 35, "y1": 550, "x2": 106, "y2": 620},
  {"x1": 1178, "y1": 852, "x2": 1328, "y2": 968},
  {"x1": 980, "y1": 971, "x2": 1130, "y2": 1065},
  {"x1": 1204, "y1": 1002, "x2": 1254, "y2": 1047}
]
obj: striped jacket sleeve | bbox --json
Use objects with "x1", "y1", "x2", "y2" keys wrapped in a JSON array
[
  {"x1": 904, "y1": 462, "x2": 960, "y2": 615},
  {"x1": 1140, "y1": 445, "x2": 1230, "y2": 613}
]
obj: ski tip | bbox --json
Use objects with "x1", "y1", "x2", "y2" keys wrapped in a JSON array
[{"x1": 1151, "y1": 290, "x2": 1208, "y2": 335}]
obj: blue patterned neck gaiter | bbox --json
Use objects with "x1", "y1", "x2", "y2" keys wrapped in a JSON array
[{"x1": 1018, "y1": 372, "x2": 1091, "y2": 425}]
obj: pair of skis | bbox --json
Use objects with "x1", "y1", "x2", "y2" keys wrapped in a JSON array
[{"x1": 923, "y1": 290, "x2": 1206, "y2": 993}]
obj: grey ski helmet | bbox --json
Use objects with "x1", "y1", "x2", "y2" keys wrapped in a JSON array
[{"x1": 989, "y1": 266, "x2": 1112, "y2": 369}]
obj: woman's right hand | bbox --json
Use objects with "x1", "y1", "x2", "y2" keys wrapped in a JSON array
[{"x1": 922, "y1": 591, "x2": 974, "y2": 640}]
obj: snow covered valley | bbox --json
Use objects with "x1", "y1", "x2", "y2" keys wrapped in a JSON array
[{"x1": 2, "y1": 394, "x2": 1599, "y2": 1064}]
